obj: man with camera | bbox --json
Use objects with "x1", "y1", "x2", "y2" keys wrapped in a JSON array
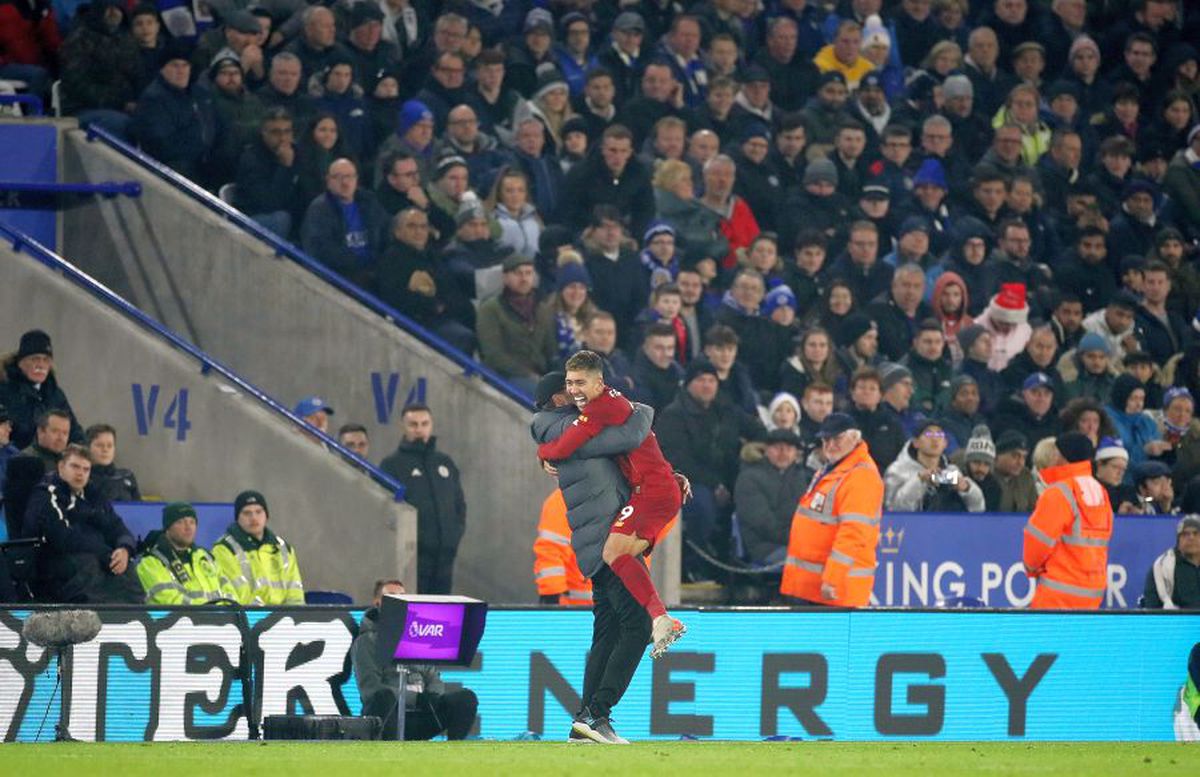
[{"x1": 884, "y1": 419, "x2": 985, "y2": 512}]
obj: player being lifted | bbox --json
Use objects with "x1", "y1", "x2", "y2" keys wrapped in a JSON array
[{"x1": 537, "y1": 350, "x2": 689, "y2": 658}]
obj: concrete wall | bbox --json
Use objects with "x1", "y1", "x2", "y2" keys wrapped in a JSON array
[
  {"x1": 0, "y1": 240, "x2": 416, "y2": 602},
  {"x1": 56, "y1": 127, "x2": 681, "y2": 604}
]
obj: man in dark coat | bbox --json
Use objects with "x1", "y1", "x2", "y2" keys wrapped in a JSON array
[
  {"x1": 379, "y1": 404, "x2": 466, "y2": 595},
  {"x1": 867, "y1": 263, "x2": 934, "y2": 363},
  {"x1": 733, "y1": 429, "x2": 809, "y2": 566},
  {"x1": 848, "y1": 366, "x2": 906, "y2": 471},
  {"x1": 563, "y1": 125, "x2": 655, "y2": 237},
  {"x1": 631, "y1": 323, "x2": 684, "y2": 413},
  {"x1": 131, "y1": 42, "x2": 220, "y2": 184},
  {"x1": 0, "y1": 330, "x2": 84, "y2": 450},
  {"x1": 657, "y1": 360, "x2": 765, "y2": 578},
  {"x1": 582, "y1": 206, "x2": 648, "y2": 349},
  {"x1": 58, "y1": 0, "x2": 140, "y2": 129},
  {"x1": 300, "y1": 158, "x2": 390, "y2": 290},
  {"x1": 23, "y1": 445, "x2": 142, "y2": 603},
  {"x1": 991, "y1": 373, "x2": 1062, "y2": 445},
  {"x1": 234, "y1": 107, "x2": 301, "y2": 236}
]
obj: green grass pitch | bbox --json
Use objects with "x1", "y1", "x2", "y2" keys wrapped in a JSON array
[{"x1": 2, "y1": 742, "x2": 1198, "y2": 775}]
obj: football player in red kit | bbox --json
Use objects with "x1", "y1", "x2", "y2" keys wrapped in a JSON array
[{"x1": 537, "y1": 350, "x2": 689, "y2": 659}]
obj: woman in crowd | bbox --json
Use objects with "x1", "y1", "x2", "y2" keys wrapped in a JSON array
[
  {"x1": 295, "y1": 112, "x2": 355, "y2": 210},
  {"x1": 537, "y1": 251, "x2": 596, "y2": 363},
  {"x1": 1058, "y1": 397, "x2": 1117, "y2": 449},
  {"x1": 779, "y1": 326, "x2": 843, "y2": 401},
  {"x1": 490, "y1": 168, "x2": 543, "y2": 261}
]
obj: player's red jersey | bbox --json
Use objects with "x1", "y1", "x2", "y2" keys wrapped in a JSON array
[{"x1": 537, "y1": 387, "x2": 676, "y2": 491}]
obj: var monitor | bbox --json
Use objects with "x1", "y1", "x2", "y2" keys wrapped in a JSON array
[{"x1": 376, "y1": 594, "x2": 488, "y2": 666}]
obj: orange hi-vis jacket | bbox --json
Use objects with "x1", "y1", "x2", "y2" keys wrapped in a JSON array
[
  {"x1": 533, "y1": 490, "x2": 593, "y2": 606},
  {"x1": 1023, "y1": 459, "x2": 1113, "y2": 609},
  {"x1": 780, "y1": 441, "x2": 884, "y2": 607}
]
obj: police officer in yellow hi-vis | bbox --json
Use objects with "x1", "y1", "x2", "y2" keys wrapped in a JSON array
[
  {"x1": 137, "y1": 501, "x2": 232, "y2": 605},
  {"x1": 212, "y1": 490, "x2": 305, "y2": 605}
]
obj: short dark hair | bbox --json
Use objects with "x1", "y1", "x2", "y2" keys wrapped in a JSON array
[
  {"x1": 373, "y1": 578, "x2": 404, "y2": 599},
  {"x1": 400, "y1": 403, "x2": 431, "y2": 418},
  {"x1": 652, "y1": 282, "x2": 682, "y2": 301},
  {"x1": 338, "y1": 423, "x2": 368, "y2": 437},
  {"x1": 644, "y1": 322, "x2": 676, "y2": 340},
  {"x1": 60, "y1": 443, "x2": 90, "y2": 464},
  {"x1": 261, "y1": 106, "x2": 293, "y2": 124},
  {"x1": 836, "y1": 118, "x2": 866, "y2": 135},
  {"x1": 779, "y1": 111, "x2": 807, "y2": 133},
  {"x1": 37, "y1": 409, "x2": 71, "y2": 430},
  {"x1": 705, "y1": 324, "x2": 740, "y2": 347},
  {"x1": 565, "y1": 350, "x2": 605, "y2": 376},
  {"x1": 474, "y1": 49, "x2": 505, "y2": 67},
  {"x1": 585, "y1": 66, "x2": 613, "y2": 84},
  {"x1": 793, "y1": 229, "x2": 828, "y2": 251},
  {"x1": 1143, "y1": 259, "x2": 1170, "y2": 276},
  {"x1": 1077, "y1": 225, "x2": 1107, "y2": 242},
  {"x1": 1055, "y1": 291, "x2": 1082, "y2": 308},
  {"x1": 850, "y1": 366, "x2": 881, "y2": 389},
  {"x1": 85, "y1": 423, "x2": 116, "y2": 443},
  {"x1": 882, "y1": 124, "x2": 911, "y2": 142}
]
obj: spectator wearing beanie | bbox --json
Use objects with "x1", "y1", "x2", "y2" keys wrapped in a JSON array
[
  {"x1": 993, "y1": 372, "x2": 1062, "y2": 448},
  {"x1": 777, "y1": 156, "x2": 853, "y2": 254},
  {"x1": 1141, "y1": 515, "x2": 1200, "y2": 609},
  {"x1": 1061, "y1": 331, "x2": 1119, "y2": 405},
  {"x1": 955, "y1": 324, "x2": 1004, "y2": 417},
  {"x1": 979, "y1": 283, "x2": 1032, "y2": 372},
  {"x1": 960, "y1": 426, "x2": 1002, "y2": 511},
  {"x1": 539, "y1": 259, "x2": 596, "y2": 363},
  {"x1": 1164, "y1": 125, "x2": 1200, "y2": 243},
  {"x1": 1157, "y1": 387, "x2": 1200, "y2": 492},
  {"x1": 993, "y1": 430, "x2": 1037, "y2": 513},
  {"x1": 901, "y1": 158, "x2": 953, "y2": 256},
  {"x1": 213, "y1": 490, "x2": 305, "y2": 605},
  {"x1": 1105, "y1": 373, "x2": 1165, "y2": 474},
  {"x1": 374, "y1": 99, "x2": 436, "y2": 185},
  {"x1": 1094, "y1": 436, "x2": 1134, "y2": 510},
  {"x1": 938, "y1": 374, "x2": 988, "y2": 452},
  {"x1": 1108, "y1": 179, "x2": 1163, "y2": 261},
  {"x1": 0, "y1": 330, "x2": 85, "y2": 450},
  {"x1": 940, "y1": 75, "x2": 992, "y2": 163},
  {"x1": 137, "y1": 502, "x2": 231, "y2": 605},
  {"x1": 131, "y1": 40, "x2": 220, "y2": 185},
  {"x1": 879, "y1": 362, "x2": 924, "y2": 440},
  {"x1": 927, "y1": 216, "x2": 998, "y2": 318},
  {"x1": 834, "y1": 312, "x2": 881, "y2": 375}
]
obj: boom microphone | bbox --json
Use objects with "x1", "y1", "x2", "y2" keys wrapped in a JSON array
[{"x1": 23, "y1": 610, "x2": 102, "y2": 648}]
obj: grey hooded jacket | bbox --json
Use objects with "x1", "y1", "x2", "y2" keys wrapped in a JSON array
[{"x1": 530, "y1": 403, "x2": 653, "y2": 577}]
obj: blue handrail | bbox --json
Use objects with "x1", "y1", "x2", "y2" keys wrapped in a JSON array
[
  {"x1": 0, "y1": 222, "x2": 407, "y2": 502},
  {"x1": 0, "y1": 94, "x2": 43, "y2": 116},
  {"x1": 0, "y1": 180, "x2": 141, "y2": 197},
  {"x1": 82, "y1": 125, "x2": 536, "y2": 410}
]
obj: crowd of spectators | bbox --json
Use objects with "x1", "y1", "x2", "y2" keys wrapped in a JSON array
[{"x1": 5, "y1": 0, "x2": 1200, "y2": 589}]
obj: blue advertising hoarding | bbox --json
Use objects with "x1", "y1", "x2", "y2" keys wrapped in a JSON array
[
  {"x1": 0, "y1": 607, "x2": 1195, "y2": 743},
  {"x1": 0, "y1": 124, "x2": 58, "y2": 248},
  {"x1": 870, "y1": 512, "x2": 1178, "y2": 608}
]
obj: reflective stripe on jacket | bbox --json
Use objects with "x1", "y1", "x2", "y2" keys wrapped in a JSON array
[
  {"x1": 780, "y1": 441, "x2": 884, "y2": 607},
  {"x1": 533, "y1": 490, "x2": 593, "y2": 606},
  {"x1": 1023, "y1": 460, "x2": 1113, "y2": 610},
  {"x1": 213, "y1": 530, "x2": 305, "y2": 606},
  {"x1": 136, "y1": 544, "x2": 231, "y2": 606}
]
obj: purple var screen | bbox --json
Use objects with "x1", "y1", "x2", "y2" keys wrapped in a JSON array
[{"x1": 393, "y1": 602, "x2": 465, "y2": 661}]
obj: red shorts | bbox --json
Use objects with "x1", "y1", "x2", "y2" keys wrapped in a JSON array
[{"x1": 609, "y1": 484, "x2": 682, "y2": 546}]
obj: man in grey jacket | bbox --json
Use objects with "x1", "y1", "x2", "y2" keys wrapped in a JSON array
[
  {"x1": 530, "y1": 371, "x2": 655, "y2": 745},
  {"x1": 351, "y1": 578, "x2": 478, "y2": 740}
]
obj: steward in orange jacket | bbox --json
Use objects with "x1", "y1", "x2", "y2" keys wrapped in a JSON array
[
  {"x1": 1023, "y1": 432, "x2": 1113, "y2": 609},
  {"x1": 780, "y1": 413, "x2": 884, "y2": 607},
  {"x1": 534, "y1": 490, "x2": 593, "y2": 606}
]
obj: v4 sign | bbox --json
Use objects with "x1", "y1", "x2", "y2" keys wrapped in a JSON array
[{"x1": 132, "y1": 384, "x2": 192, "y2": 441}]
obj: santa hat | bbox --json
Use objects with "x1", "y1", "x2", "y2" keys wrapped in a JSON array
[{"x1": 989, "y1": 283, "x2": 1028, "y2": 325}]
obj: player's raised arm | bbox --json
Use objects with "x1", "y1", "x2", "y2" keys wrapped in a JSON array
[{"x1": 537, "y1": 351, "x2": 632, "y2": 461}]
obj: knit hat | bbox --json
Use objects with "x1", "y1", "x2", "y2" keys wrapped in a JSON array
[
  {"x1": 762, "y1": 285, "x2": 797, "y2": 316},
  {"x1": 899, "y1": 215, "x2": 930, "y2": 236},
  {"x1": 1068, "y1": 35, "x2": 1100, "y2": 62},
  {"x1": 1109, "y1": 373, "x2": 1144, "y2": 412},
  {"x1": 224, "y1": 8, "x2": 260, "y2": 34},
  {"x1": 162, "y1": 501, "x2": 197, "y2": 530},
  {"x1": 534, "y1": 371, "x2": 565, "y2": 408},
  {"x1": 767, "y1": 392, "x2": 801, "y2": 426},
  {"x1": 1132, "y1": 459, "x2": 1171, "y2": 485},
  {"x1": 765, "y1": 428, "x2": 802, "y2": 447},
  {"x1": 349, "y1": 2, "x2": 384, "y2": 28},
  {"x1": 964, "y1": 426, "x2": 996, "y2": 465},
  {"x1": 989, "y1": 283, "x2": 1028, "y2": 325},
  {"x1": 1164, "y1": 386, "x2": 1195, "y2": 412},
  {"x1": 1156, "y1": 226, "x2": 1185, "y2": 248},
  {"x1": 1012, "y1": 41, "x2": 1045, "y2": 60},
  {"x1": 949, "y1": 373, "x2": 978, "y2": 399},
  {"x1": 879, "y1": 362, "x2": 913, "y2": 393},
  {"x1": 741, "y1": 121, "x2": 771, "y2": 144},
  {"x1": 837, "y1": 312, "x2": 875, "y2": 348},
  {"x1": 533, "y1": 62, "x2": 568, "y2": 101},
  {"x1": 16, "y1": 329, "x2": 52, "y2": 360},
  {"x1": 157, "y1": 39, "x2": 192, "y2": 69},
  {"x1": 738, "y1": 64, "x2": 770, "y2": 84},
  {"x1": 1077, "y1": 331, "x2": 1110, "y2": 355},
  {"x1": 397, "y1": 99, "x2": 433, "y2": 135},
  {"x1": 524, "y1": 7, "x2": 553, "y2": 34},
  {"x1": 684, "y1": 358, "x2": 719, "y2": 385},
  {"x1": 1177, "y1": 515, "x2": 1200, "y2": 535},
  {"x1": 1055, "y1": 431, "x2": 1094, "y2": 464},
  {"x1": 1121, "y1": 178, "x2": 1157, "y2": 201},
  {"x1": 996, "y1": 430, "x2": 1029, "y2": 455},
  {"x1": 957, "y1": 324, "x2": 987, "y2": 356},
  {"x1": 562, "y1": 116, "x2": 589, "y2": 139},
  {"x1": 234, "y1": 490, "x2": 269, "y2": 519},
  {"x1": 455, "y1": 196, "x2": 486, "y2": 227},
  {"x1": 861, "y1": 14, "x2": 889, "y2": 50},
  {"x1": 942, "y1": 75, "x2": 973, "y2": 100},
  {"x1": 1095, "y1": 436, "x2": 1128, "y2": 462},
  {"x1": 912, "y1": 158, "x2": 947, "y2": 190},
  {"x1": 435, "y1": 154, "x2": 468, "y2": 181},
  {"x1": 1190, "y1": 124, "x2": 1200, "y2": 146},
  {"x1": 643, "y1": 220, "x2": 676, "y2": 245},
  {"x1": 209, "y1": 54, "x2": 242, "y2": 80},
  {"x1": 556, "y1": 260, "x2": 592, "y2": 291},
  {"x1": 1046, "y1": 79, "x2": 1080, "y2": 102},
  {"x1": 803, "y1": 158, "x2": 838, "y2": 187},
  {"x1": 861, "y1": 182, "x2": 890, "y2": 199}
]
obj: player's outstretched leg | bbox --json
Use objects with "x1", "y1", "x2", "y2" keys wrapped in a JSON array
[{"x1": 604, "y1": 536, "x2": 685, "y2": 659}]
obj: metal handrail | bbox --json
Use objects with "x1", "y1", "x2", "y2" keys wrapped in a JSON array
[
  {"x1": 0, "y1": 222, "x2": 406, "y2": 502},
  {"x1": 81, "y1": 125, "x2": 535, "y2": 409}
]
